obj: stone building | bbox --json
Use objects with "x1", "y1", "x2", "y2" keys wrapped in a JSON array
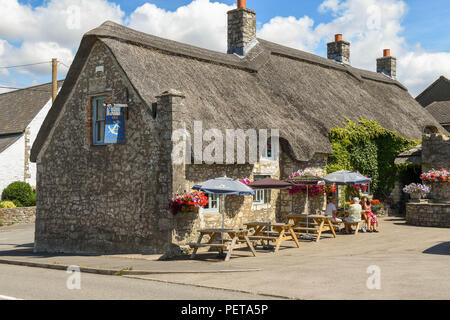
[
  {"x1": 416, "y1": 76, "x2": 450, "y2": 107},
  {"x1": 0, "y1": 81, "x2": 63, "y2": 193},
  {"x1": 416, "y1": 76, "x2": 450, "y2": 133},
  {"x1": 424, "y1": 101, "x2": 450, "y2": 133},
  {"x1": 31, "y1": 2, "x2": 443, "y2": 255}
]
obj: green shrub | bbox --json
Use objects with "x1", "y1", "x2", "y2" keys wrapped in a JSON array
[
  {"x1": 0, "y1": 201, "x2": 16, "y2": 208},
  {"x1": 12, "y1": 199, "x2": 23, "y2": 207},
  {"x1": 1, "y1": 182, "x2": 36, "y2": 207},
  {"x1": 326, "y1": 119, "x2": 419, "y2": 199}
]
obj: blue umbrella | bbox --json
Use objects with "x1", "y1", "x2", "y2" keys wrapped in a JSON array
[
  {"x1": 323, "y1": 170, "x2": 372, "y2": 185},
  {"x1": 193, "y1": 177, "x2": 255, "y2": 196},
  {"x1": 323, "y1": 170, "x2": 372, "y2": 218},
  {"x1": 193, "y1": 177, "x2": 255, "y2": 230}
]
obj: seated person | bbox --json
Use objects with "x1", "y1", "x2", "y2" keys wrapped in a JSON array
[
  {"x1": 325, "y1": 198, "x2": 342, "y2": 223},
  {"x1": 361, "y1": 196, "x2": 379, "y2": 233},
  {"x1": 344, "y1": 197, "x2": 362, "y2": 234}
]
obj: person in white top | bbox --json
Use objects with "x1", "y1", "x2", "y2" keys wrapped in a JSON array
[{"x1": 325, "y1": 198, "x2": 342, "y2": 223}]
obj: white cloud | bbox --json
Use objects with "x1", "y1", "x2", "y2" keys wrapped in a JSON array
[
  {"x1": 258, "y1": 16, "x2": 317, "y2": 51},
  {"x1": 0, "y1": 0, "x2": 449, "y2": 96},
  {"x1": 0, "y1": 0, "x2": 124, "y2": 80},
  {"x1": 127, "y1": 0, "x2": 234, "y2": 52}
]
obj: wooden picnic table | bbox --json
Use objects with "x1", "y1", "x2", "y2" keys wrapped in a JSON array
[
  {"x1": 244, "y1": 222, "x2": 300, "y2": 253},
  {"x1": 286, "y1": 214, "x2": 337, "y2": 242},
  {"x1": 188, "y1": 228, "x2": 256, "y2": 262}
]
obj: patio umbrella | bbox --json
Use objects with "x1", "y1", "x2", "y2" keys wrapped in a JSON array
[
  {"x1": 248, "y1": 178, "x2": 293, "y2": 248},
  {"x1": 247, "y1": 177, "x2": 293, "y2": 222},
  {"x1": 323, "y1": 170, "x2": 372, "y2": 216},
  {"x1": 323, "y1": 170, "x2": 371, "y2": 186},
  {"x1": 193, "y1": 177, "x2": 255, "y2": 229}
]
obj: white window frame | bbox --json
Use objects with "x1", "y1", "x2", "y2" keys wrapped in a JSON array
[
  {"x1": 253, "y1": 175, "x2": 271, "y2": 205},
  {"x1": 203, "y1": 193, "x2": 220, "y2": 213}
]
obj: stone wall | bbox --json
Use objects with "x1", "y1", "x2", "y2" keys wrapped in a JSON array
[
  {"x1": 422, "y1": 133, "x2": 450, "y2": 170},
  {"x1": 34, "y1": 41, "x2": 172, "y2": 254},
  {"x1": 0, "y1": 207, "x2": 36, "y2": 226},
  {"x1": 406, "y1": 203, "x2": 450, "y2": 228}
]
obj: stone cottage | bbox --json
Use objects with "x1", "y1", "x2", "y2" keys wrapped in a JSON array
[
  {"x1": 0, "y1": 81, "x2": 63, "y2": 192},
  {"x1": 31, "y1": 1, "x2": 443, "y2": 255}
]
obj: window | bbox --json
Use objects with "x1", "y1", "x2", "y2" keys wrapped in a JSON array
[
  {"x1": 253, "y1": 175, "x2": 271, "y2": 204},
  {"x1": 203, "y1": 193, "x2": 220, "y2": 213},
  {"x1": 93, "y1": 97, "x2": 107, "y2": 145},
  {"x1": 262, "y1": 138, "x2": 274, "y2": 160}
]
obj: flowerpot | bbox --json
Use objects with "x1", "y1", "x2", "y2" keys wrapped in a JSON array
[
  {"x1": 409, "y1": 193, "x2": 421, "y2": 200},
  {"x1": 408, "y1": 193, "x2": 422, "y2": 203}
]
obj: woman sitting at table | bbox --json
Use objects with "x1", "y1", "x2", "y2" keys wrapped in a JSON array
[
  {"x1": 344, "y1": 197, "x2": 362, "y2": 234},
  {"x1": 361, "y1": 196, "x2": 379, "y2": 233}
]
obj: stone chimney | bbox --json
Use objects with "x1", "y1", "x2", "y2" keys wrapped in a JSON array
[
  {"x1": 227, "y1": 0, "x2": 256, "y2": 55},
  {"x1": 327, "y1": 34, "x2": 350, "y2": 64},
  {"x1": 377, "y1": 49, "x2": 397, "y2": 79}
]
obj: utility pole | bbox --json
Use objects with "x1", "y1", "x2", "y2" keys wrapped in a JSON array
[{"x1": 52, "y1": 58, "x2": 57, "y2": 103}]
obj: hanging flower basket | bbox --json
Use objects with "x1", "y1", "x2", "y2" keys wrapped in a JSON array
[{"x1": 169, "y1": 191, "x2": 209, "y2": 216}]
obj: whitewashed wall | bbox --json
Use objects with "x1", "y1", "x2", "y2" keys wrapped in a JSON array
[{"x1": 0, "y1": 97, "x2": 53, "y2": 193}]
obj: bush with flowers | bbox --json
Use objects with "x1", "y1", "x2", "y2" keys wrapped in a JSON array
[
  {"x1": 239, "y1": 178, "x2": 253, "y2": 185},
  {"x1": 402, "y1": 183, "x2": 431, "y2": 195},
  {"x1": 421, "y1": 169, "x2": 449, "y2": 183},
  {"x1": 169, "y1": 191, "x2": 209, "y2": 216}
]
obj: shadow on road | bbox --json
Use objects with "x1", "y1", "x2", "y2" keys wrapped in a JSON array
[{"x1": 423, "y1": 242, "x2": 450, "y2": 256}]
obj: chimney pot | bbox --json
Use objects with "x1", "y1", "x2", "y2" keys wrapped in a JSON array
[
  {"x1": 327, "y1": 34, "x2": 350, "y2": 64},
  {"x1": 377, "y1": 50, "x2": 396, "y2": 79},
  {"x1": 237, "y1": 0, "x2": 246, "y2": 8}
]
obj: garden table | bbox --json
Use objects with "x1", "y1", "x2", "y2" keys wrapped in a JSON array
[
  {"x1": 244, "y1": 222, "x2": 300, "y2": 253},
  {"x1": 287, "y1": 214, "x2": 337, "y2": 242},
  {"x1": 189, "y1": 229, "x2": 256, "y2": 262}
]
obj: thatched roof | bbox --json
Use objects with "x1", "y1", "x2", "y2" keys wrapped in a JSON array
[
  {"x1": 394, "y1": 145, "x2": 423, "y2": 165},
  {"x1": 426, "y1": 101, "x2": 450, "y2": 125},
  {"x1": 0, "y1": 81, "x2": 63, "y2": 153},
  {"x1": 31, "y1": 21, "x2": 444, "y2": 162}
]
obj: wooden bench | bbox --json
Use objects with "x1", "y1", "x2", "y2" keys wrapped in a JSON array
[
  {"x1": 245, "y1": 222, "x2": 300, "y2": 253},
  {"x1": 343, "y1": 221, "x2": 362, "y2": 235},
  {"x1": 287, "y1": 215, "x2": 337, "y2": 242},
  {"x1": 189, "y1": 229, "x2": 256, "y2": 261}
]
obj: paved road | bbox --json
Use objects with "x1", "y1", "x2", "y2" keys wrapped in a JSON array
[{"x1": 0, "y1": 264, "x2": 275, "y2": 300}]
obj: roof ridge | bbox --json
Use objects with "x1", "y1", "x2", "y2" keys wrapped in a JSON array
[
  {"x1": 416, "y1": 75, "x2": 450, "y2": 100},
  {"x1": 0, "y1": 79, "x2": 64, "y2": 97},
  {"x1": 88, "y1": 22, "x2": 405, "y2": 90}
]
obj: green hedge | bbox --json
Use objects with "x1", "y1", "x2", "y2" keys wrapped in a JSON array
[
  {"x1": 1, "y1": 181, "x2": 36, "y2": 207},
  {"x1": 326, "y1": 119, "x2": 419, "y2": 199}
]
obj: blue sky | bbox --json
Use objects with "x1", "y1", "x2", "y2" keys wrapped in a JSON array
[
  {"x1": 18, "y1": 0, "x2": 450, "y2": 51},
  {"x1": 2, "y1": 0, "x2": 450, "y2": 96}
]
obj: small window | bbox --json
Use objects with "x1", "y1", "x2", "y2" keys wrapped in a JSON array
[
  {"x1": 262, "y1": 138, "x2": 274, "y2": 160},
  {"x1": 203, "y1": 193, "x2": 220, "y2": 213},
  {"x1": 253, "y1": 175, "x2": 271, "y2": 204},
  {"x1": 151, "y1": 102, "x2": 158, "y2": 120},
  {"x1": 92, "y1": 96, "x2": 107, "y2": 145}
]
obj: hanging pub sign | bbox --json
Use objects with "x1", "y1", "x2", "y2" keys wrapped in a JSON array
[{"x1": 104, "y1": 104, "x2": 125, "y2": 144}]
